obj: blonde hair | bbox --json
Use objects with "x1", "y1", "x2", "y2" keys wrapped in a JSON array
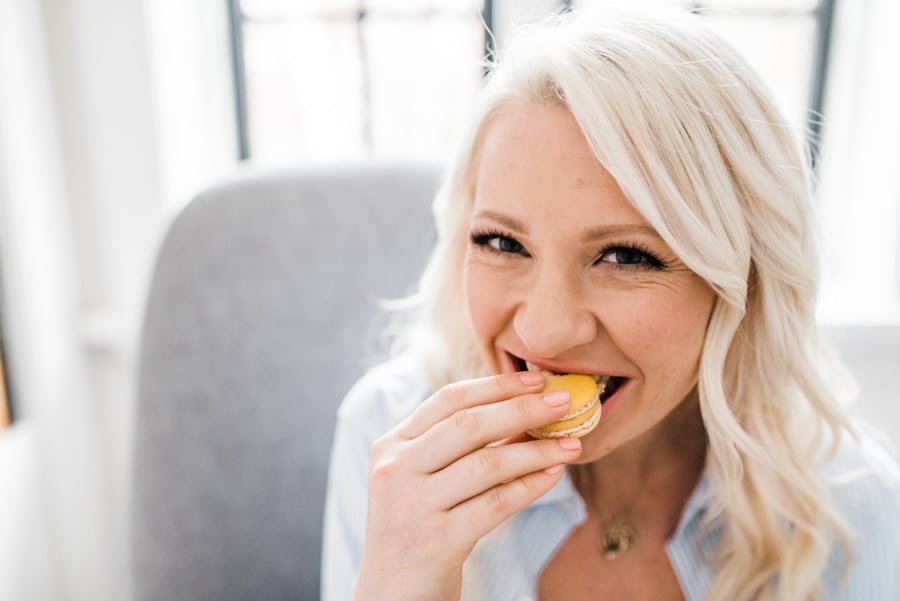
[{"x1": 396, "y1": 7, "x2": 853, "y2": 601}]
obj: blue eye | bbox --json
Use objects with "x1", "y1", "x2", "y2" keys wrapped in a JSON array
[
  {"x1": 597, "y1": 246, "x2": 665, "y2": 269},
  {"x1": 490, "y1": 236, "x2": 525, "y2": 254},
  {"x1": 470, "y1": 231, "x2": 529, "y2": 256},
  {"x1": 604, "y1": 248, "x2": 645, "y2": 264}
]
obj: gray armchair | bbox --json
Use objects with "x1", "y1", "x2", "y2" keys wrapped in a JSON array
[{"x1": 131, "y1": 164, "x2": 439, "y2": 601}]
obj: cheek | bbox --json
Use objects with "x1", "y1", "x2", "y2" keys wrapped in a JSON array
[
  {"x1": 463, "y1": 262, "x2": 508, "y2": 343},
  {"x1": 612, "y1": 287, "x2": 714, "y2": 385}
]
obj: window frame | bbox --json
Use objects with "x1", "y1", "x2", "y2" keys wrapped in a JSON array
[
  {"x1": 226, "y1": 0, "x2": 834, "y2": 165},
  {"x1": 226, "y1": 0, "x2": 495, "y2": 161}
]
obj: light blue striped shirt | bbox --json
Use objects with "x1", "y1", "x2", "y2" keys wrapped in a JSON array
[{"x1": 322, "y1": 358, "x2": 900, "y2": 601}]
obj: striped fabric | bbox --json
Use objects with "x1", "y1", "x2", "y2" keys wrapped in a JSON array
[{"x1": 321, "y1": 358, "x2": 900, "y2": 601}]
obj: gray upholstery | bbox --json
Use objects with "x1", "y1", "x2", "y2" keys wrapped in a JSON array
[{"x1": 131, "y1": 164, "x2": 439, "y2": 601}]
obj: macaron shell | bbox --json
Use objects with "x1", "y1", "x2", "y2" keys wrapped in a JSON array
[
  {"x1": 526, "y1": 374, "x2": 603, "y2": 439},
  {"x1": 527, "y1": 402, "x2": 601, "y2": 439},
  {"x1": 543, "y1": 374, "x2": 597, "y2": 416}
]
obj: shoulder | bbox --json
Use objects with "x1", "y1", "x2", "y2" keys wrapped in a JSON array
[
  {"x1": 824, "y1": 423, "x2": 900, "y2": 524},
  {"x1": 823, "y1": 424, "x2": 900, "y2": 595},
  {"x1": 337, "y1": 354, "x2": 431, "y2": 437}
]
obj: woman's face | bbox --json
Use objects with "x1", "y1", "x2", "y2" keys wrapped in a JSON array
[{"x1": 463, "y1": 102, "x2": 715, "y2": 462}]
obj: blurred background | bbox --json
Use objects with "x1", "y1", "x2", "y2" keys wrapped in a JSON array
[{"x1": 0, "y1": 0, "x2": 897, "y2": 599}]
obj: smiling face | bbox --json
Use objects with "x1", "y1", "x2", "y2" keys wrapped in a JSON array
[{"x1": 463, "y1": 102, "x2": 716, "y2": 462}]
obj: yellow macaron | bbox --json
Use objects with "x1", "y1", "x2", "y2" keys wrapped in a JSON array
[{"x1": 526, "y1": 373, "x2": 603, "y2": 439}]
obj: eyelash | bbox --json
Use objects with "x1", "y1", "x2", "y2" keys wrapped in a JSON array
[
  {"x1": 596, "y1": 242, "x2": 667, "y2": 270},
  {"x1": 469, "y1": 229, "x2": 667, "y2": 271},
  {"x1": 470, "y1": 230, "x2": 530, "y2": 257}
]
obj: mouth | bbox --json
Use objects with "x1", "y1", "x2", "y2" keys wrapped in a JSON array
[{"x1": 510, "y1": 355, "x2": 626, "y2": 404}]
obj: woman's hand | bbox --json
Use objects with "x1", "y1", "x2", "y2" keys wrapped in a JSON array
[{"x1": 353, "y1": 371, "x2": 583, "y2": 601}]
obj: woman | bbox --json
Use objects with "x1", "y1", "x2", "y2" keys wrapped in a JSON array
[{"x1": 322, "y1": 8, "x2": 900, "y2": 601}]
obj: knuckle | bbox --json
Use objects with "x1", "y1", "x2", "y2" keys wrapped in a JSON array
[
  {"x1": 436, "y1": 382, "x2": 467, "y2": 409},
  {"x1": 514, "y1": 394, "x2": 535, "y2": 422},
  {"x1": 477, "y1": 446, "x2": 503, "y2": 474},
  {"x1": 491, "y1": 374, "x2": 511, "y2": 397},
  {"x1": 368, "y1": 455, "x2": 398, "y2": 484},
  {"x1": 486, "y1": 485, "x2": 512, "y2": 514},
  {"x1": 368, "y1": 435, "x2": 405, "y2": 486},
  {"x1": 452, "y1": 407, "x2": 481, "y2": 436},
  {"x1": 369, "y1": 434, "x2": 389, "y2": 457},
  {"x1": 535, "y1": 439, "x2": 557, "y2": 463}
]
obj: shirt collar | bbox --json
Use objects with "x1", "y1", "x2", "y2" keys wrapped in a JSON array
[{"x1": 530, "y1": 465, "x2": 713, "y2": 531}]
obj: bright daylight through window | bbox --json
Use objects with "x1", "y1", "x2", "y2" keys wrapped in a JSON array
[{"x1": 233, "y1": 0, "x2": 486, "y2": 164}]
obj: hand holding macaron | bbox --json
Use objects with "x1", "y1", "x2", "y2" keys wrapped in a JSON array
[{"x1": 353, "y1": 371, "x2": 585, "y2": 601}]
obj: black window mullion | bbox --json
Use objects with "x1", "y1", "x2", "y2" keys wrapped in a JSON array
[
  {"x1": 227, "y1": 0, "x2": 251, "y2": 160},
  {"x1": 808, "y1": 0, "x2": 836, "y2": 169},
  {"x1": 483, "y1": 0, "x2": 495, "y2": 63}
]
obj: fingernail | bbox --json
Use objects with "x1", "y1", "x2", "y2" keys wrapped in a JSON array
[
  {"x1": 558, "y1": 438, "x2": 581, "y2": 451},
  {"x1": 544, "y1": 465, "x2": 563, "y2": 475},
  {"x1": 543, "y1": 390, "x2": 570, "y2": 407},
  {"x1": 519, "y1": 370, "x2": 545, "y2": 386}
]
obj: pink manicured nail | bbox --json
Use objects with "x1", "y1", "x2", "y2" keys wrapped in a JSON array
[
  {"x1": 558, "y1": 438, "x2": 581, "y2": 451},
  {"x1": 544, "y1": 465, "x2": 563, "y2": 475},
  {"x1": 519, "y1": 370, "x2": 545, "y2": 386},
  {"x1": 543, "y1": 390, "x2": 570, "y2": 407}
]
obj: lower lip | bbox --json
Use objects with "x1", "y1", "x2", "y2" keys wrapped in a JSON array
[{"x1": 597, "y1": 379, "x2": 629, "y2": 423}]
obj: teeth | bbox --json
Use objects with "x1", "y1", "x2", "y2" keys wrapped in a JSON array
[{"x1": 524, "y1": 361, "x2": 611, "y2": 386}]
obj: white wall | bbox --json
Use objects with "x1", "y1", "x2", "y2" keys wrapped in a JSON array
[
  {"x1": 0, "y1": 0, "x2": 111, "y2": 597},
  {"x1": 0, "y1": 0, "x2": 236, "y2": 599}
]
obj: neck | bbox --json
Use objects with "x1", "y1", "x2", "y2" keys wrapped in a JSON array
[{"x1": 574, "y1": 391, "x2": 707, "y2": 537}]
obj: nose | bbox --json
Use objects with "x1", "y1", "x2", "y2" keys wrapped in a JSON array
[{"x1": 512, "y1": 267, "x2": 598, "y2": 359}]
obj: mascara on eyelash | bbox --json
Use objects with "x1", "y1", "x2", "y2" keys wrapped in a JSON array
[{"x1": 596, "y1": 242, "x2": 667, "y2": 270}]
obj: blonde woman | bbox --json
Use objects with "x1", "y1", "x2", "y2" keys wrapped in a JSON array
[{"x1": 322, "y1": 8, "x2": 900, "y2": 601}]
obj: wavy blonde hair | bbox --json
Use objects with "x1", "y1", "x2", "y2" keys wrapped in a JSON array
[{"x1": 395, "y1": 7, "x2": 853, "y2": 601}]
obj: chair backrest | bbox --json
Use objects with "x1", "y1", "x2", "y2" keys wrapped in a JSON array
[{"x1": 131, "y1": 164, "x2": 439, "y2": 601}]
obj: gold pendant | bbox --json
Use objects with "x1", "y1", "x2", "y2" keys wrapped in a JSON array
[{"x1": 597, "y1": 520, "x2": 636, "y2": 560}]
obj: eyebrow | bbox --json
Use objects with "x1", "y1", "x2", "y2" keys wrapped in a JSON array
[
  {"x1": 472, "y1": 210, "x2": 528, "y2": 234},
  {"x1": 580, "y1": 224, "x2": 662, "y2": 243},
  {"x1": 472, "y1": 209, "x2": 661, "y2": 242}
]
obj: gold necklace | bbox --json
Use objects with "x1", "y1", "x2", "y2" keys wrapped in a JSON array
[{"x1": 596, "y1": 518, "x2": 637, "y2": 560}]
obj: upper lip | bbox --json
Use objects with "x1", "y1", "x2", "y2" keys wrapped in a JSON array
[{"x1": 506, "y1": 351, "x2": 625, "y2": 378}]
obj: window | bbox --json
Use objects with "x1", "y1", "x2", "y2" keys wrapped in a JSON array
[
  {"x1": 229, "y1": 0, "x2": 833, "y2": 165},
  {"x1": 570, "y1": 0, "x2": 834, "y2": 164},
  {"x1": 228, "y1": 0, "x2": 489, "y2": 165}
]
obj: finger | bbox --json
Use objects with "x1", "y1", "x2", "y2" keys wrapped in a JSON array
[
  {"x1": 396, "y1": 371, "x2": 546, "y2": 439},
  {"x1": 447, "y1": 465, "x2": 566, "y2": 541},
  {"x1": 407, "y1": 388, "x2": 571, "y2": 473},
  {"x1": 431, "y1": 438, "x2": 581, "y2": 508},
  {"x1": 486, "y1": 432, "x2": 532, "y2": 447}
]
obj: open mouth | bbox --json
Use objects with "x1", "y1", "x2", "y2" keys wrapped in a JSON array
[{"x1": 510, "y1": 355, "x2": 626, "y2": 404}]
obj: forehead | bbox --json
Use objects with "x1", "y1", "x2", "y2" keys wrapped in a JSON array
[{"x1": 472, "y1": 102, "x2": 644, "y2": 225}]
